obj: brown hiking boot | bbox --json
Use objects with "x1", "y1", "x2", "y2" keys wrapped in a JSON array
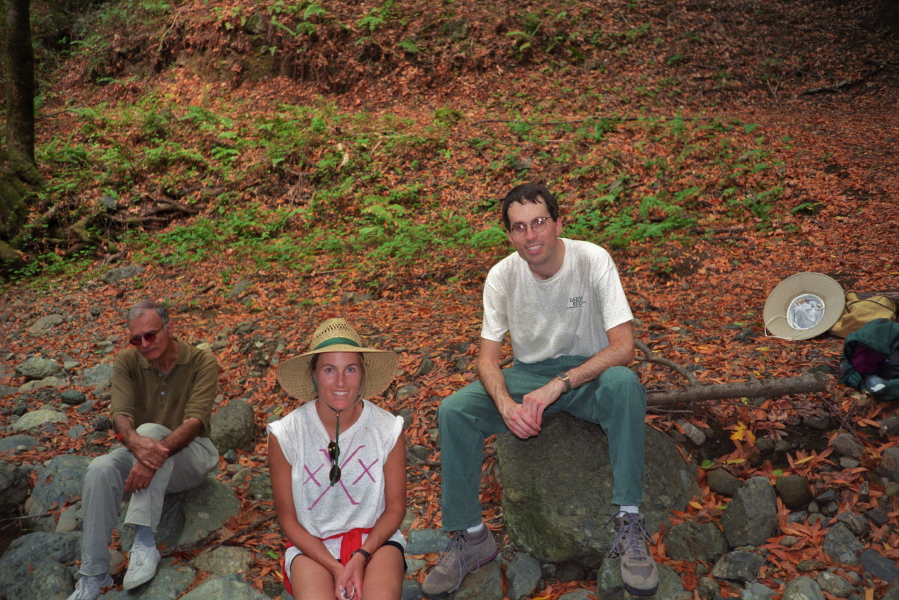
[
  {"x1": 611, "y1": 513, "x2": 659, "y2": 596},
  {"x1": 421, "y1": 526, "x2": 498, "y2": 599}
]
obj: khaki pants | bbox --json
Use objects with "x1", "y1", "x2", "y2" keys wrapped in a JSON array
[{"x1": 78, "y1": 423, "x2": 218, "y2": 577}]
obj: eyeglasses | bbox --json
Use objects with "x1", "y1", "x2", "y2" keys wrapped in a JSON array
[
  {"x1": 509, "y1": 216, "x2": 551, "y2": 239},
  {"x1": 129, "y1": 325, "x2": 165, "y2": 346},
  {"x1": 328, "y1": 440, "x2": 341, "y2": 485}
]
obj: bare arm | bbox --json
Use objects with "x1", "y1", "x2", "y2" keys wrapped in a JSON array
[{"x1": 336, "y1": 431, "x2": 407, "y2": 600}]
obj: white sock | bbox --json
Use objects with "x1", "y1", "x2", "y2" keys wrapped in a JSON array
[
  {"x1": 617, "y1": 505, "x2": 640, "y2": 515},
  {"x1": 465, "y1": 523, "x2": 486, "y2": 534}
]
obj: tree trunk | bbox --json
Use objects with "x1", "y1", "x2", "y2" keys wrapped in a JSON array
[{"x1": 5, "y1": 0, "x2": 36, "y2": 165}]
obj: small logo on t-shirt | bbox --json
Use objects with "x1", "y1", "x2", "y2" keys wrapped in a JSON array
[{"x1": 567, "y1": 296, "x2": 583, "y2": 309}]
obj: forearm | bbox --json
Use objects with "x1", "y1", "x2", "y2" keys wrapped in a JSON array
[
  {"x1": 565, "y1": 322, "x2": 636, "y2": 389},
  {"x1": 478, "y1": 352, "x2": 515, "y2": 412},
  {"x1": 159, "y1": 417, "x2": 203, "y2": 455}
]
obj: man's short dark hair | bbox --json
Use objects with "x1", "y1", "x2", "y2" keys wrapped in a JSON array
[
  {"x1": 500, "y1": 183, "x2": 561, "y2": 230},
  {"x1": 127, "y1": 301, "x2": 170, "y2": 324}
]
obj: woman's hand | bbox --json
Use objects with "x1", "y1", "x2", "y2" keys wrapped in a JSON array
[{"x1": 335, "y1": 553, "x2": 366, "y2": 600}]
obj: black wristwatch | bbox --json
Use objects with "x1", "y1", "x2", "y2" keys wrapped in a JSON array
[
  {"x1": 555, "y1": 371, "x2": 572, "y2": 392},
  {"x1": 352, "y1": 548, "x2": 372, "y2": 565}
]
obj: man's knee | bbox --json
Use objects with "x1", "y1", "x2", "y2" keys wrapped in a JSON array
[{"x1": 135, "y1": 423, "x2": 171, "y2": 440}]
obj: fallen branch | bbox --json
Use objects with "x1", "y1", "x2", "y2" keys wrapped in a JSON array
[
  {"x1": 162, "y1": 513, "x2": 277, "y2": 557},
  {"x1": 646, "y1": 371, "x2": 830, "y2": 406}
]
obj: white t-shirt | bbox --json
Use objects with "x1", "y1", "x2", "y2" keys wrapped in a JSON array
[
  {"x1": 266, "y1": 399, "x2": 406, "y2": 561},
  {"x1": 482, "y1": 238, "x2": 633, "y2": 364}
]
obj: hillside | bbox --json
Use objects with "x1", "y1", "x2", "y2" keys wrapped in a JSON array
[{"x1": 2, "y1": 0, "x2": 899, "y2": 597}]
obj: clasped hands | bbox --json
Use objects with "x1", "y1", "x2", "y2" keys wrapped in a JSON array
[
  {"x1": 500, "y1": 380, "x2": 564, "y2": 439},
  {"x1": 124, "y1": 435, "x2": 170, "y2": 493}
]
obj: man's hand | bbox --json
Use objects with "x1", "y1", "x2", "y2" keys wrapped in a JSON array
[
  {"x1": 521, "y1": 378, "x2": 565, "y2": 426},
  {"x1": 499, "y1": 398, "x2": 542, "y2": 439},
  {"x1": 125, "y1": 461, "x2": 157, "y2": 493},
  {"x1": 127, "y1": 434, "x2": 170, "y2": 471}
]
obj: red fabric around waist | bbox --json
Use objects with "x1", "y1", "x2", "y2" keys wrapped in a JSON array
[{"x1": 282, "y1": 528, "x2": 373, "y2": 595}]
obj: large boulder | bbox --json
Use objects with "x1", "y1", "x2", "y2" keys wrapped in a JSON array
[
  {"x1": 25, "y1": 455, "x2": 92, "y2": 532},
  {"x1": 210, "y1": 398, "x2": 257, "y2": 455},
  {"x1": 496, "y1": 413, "x2": 700, "y2": 564},
  {"x1": 0, "y1": 531, "x2": 82, "y2": 600}
]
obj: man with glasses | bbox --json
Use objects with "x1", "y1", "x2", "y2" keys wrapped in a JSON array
[
  {"x1": 422, "y1": 183, "x2": 657, "y2": 598},
  {"x1": 67, "y1": 301, "x2": 219, "y2": 600}
]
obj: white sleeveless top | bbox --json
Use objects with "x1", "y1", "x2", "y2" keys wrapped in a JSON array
[{"x1": 267, "y1": 399, "x2": 406, "y2": 560}]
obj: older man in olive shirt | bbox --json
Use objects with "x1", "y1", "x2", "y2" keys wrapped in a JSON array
[{"x1": 68, "y1": 301, "x2": 220, "y2": 600}]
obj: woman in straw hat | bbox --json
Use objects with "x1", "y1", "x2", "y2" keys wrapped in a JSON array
[{"x1": 268, "y1": 318, "x2": 406, "y2": 600}]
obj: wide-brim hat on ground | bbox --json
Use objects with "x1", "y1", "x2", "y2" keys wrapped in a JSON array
[
  {"x1": 276, "y1": 318, "x2": 397, "y2": 401},
  {"x1": 763, "y1": 272, "x2": 845, "y2": 340}
]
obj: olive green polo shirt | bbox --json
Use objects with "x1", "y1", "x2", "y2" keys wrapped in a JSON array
[{"x1": 110, "y1": 337, "x2": 218, "y2": 437}]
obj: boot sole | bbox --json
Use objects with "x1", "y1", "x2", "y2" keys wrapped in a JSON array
[{"x1": 421, "y1": 549, "x2": 499, "y2": 599}]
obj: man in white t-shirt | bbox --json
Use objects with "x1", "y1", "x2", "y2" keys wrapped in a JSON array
[{"x1": 422, "y1": 183, "x2": 657, "y2": 598}]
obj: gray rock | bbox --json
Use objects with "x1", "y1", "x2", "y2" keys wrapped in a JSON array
[
  {"x1": 453, "y1": 559, "x2": 502, "y2": 600},
  {"x1": 559, "y1": 590, "x2": 594, "y2": 600},
  {"x1": 0, "y1": 384, "x2": 18, "y2": 398},
  {"x1": 15, "y1": 356, "x2": 63, "y2": 379},
  {"x1": 831, "y1": 433, "x2": 865, "y2": 459},
  {"x1": 711, "y1": 550, "x2": 766, "y2": 584},
  {"x1": 860, "y1": 548, "x2": 899, "y2": 583},
  {"x1": 836, "y1": 511, "x2": 870, "y2": 537},
  {"x1": 102, "y1": 265, "x2": 144, "y2": 284},
  {"x1": 781, "y1": 576, "x2": 825, "y2": 600},
  {"x1": 193, "y1": 546, "x2": 254, "y2": 576},
  {"x1": 505, "y1": 552, "x2": 542, "y2": 600},
  {"x1": 80, "y1": 362, "x2": 115, "y2": 391},
  {"x1": 742, "y1": 581, "x2": 777, "y2": 600},
  {"x1": 774, "y1": 475, "x2": 812, "y2": 509},
  {"x1": 497, "y1": 414, "x2": 699, "y2": 563},
  {"x1": 25, "y1": 455, "x2": 92, "y2": 530},
  {"x1": 677, "y1": 419, "x2": 708, "y2": 446},
  {"x1": 175, "y1": 475, "x2": 241, "y2": 547},
  {"x1": 227, "y1": 278, "x2": 254, "y2": 299},
  {"x1": 210, "y1": 398, "x2": 257, "y2": 454},
  {"x1": 396, "y1": 384, "x2": 420, "y2": 402},
  {"x1": 654, "y1": 563, "x2": 692, "y2": 599},
  {"x1": 19, "y1": 375, "x2": 68, "y2": 391},
  {"x1": 27, "y1": 314, "x2": 64, "y2": 336},
  {"x1": 402, "y1": 578, "x2": 423, "y2": 600},
  {"x1": 878, "y1": 447, "x2": 899, "y2": 484},
  {"x1": 823, "y1": 522, "x2": 864, "y2": 566},
  {"x1": 721, "y1": 476, "x2": 779, "y2": 547},
  {"x1": 865, "y1": 505, "x2": 890, "y2": 527},
  {"x1": 596, "y1": 557, "x2": 625, "y2": 594},
  {"x1": 248, "y1": 472, "x2": 274, "y2": 502},
  {"x1": 180, "y1": 576, "x2": 270, "y2": 600},
  {"x1": 61, "y1": 390, "x2": 88, "y2": 405},
  {"x1": 815, "y1": 571, "x2": 856, "y2": 598},
  {"x1": 12, "y1": 407, "x2": 68, "y2": 433},
  {"x1": 0, "y1": 461, "x2": 31, "y2": 514},
  {"x1": 67, "y1": 424, "x2": 86, "y2": 439},
  {"x1": 406, "y1": 528, "x2": 451, "y2": 555},
  {"x1": 0, "y1": 531, "x2": 82, "y2": 600},
  {"x1": 0, "y1": 433, "x2": 38, "y2": 454},
  {"x1": 666, "y1": 520, "x2": 729, "y2": 563},
  {"x1": 103, "y1": 561, "x2": 197, "y2": 599},
  {"x1": 707, "y1": 468, "x2": 743, "y2": 497}
]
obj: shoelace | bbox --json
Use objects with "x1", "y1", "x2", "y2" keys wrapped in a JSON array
[
  {"x1": 608, "y1": 515, "x2": 651, "y2": 560},
  {"x1": 436, "y1": 532, "x2": 482, "y2": 575}
]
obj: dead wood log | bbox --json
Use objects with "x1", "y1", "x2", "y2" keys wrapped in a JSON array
[
  {"x1": 635, "y1": 340, "x2": 831, "y2": 406},
  {"x1": 646, "y1": 371, "x2": 830, "y2": 406}
]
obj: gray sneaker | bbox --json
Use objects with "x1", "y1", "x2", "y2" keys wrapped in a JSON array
[
  {"x1": 611, "y1": 513, "x2": 659, "y2": 596},
  {"x1": 421, "y1": 527, "x2": 498, "y2": 599}
]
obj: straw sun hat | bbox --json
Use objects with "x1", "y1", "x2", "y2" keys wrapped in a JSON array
[
  {"x1": 763, "y1": 272, "x2": 845, "y2": 341},
  {"x1": 276, "y1": 318, "x2": 398, "y2": 401}
]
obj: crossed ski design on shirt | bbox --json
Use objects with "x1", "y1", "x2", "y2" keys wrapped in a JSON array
[{"x1": 304, "y1": 443, "x2": 379, "y2": 508}]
